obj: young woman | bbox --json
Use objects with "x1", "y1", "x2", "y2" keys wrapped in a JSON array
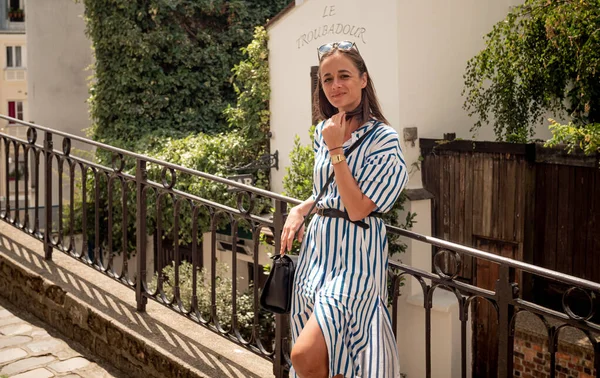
[{"x1": 280, "y1": 41, "x2": 408, "y2": 378}]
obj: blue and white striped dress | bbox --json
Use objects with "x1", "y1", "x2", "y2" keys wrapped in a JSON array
[{"x1": 290, "y1": 118, "x2": 408, "y2": 378}]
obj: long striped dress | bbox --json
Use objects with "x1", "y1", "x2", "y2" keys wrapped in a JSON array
[{"x1": 290, "y1": 118, "x2": 409, "y2": 378}]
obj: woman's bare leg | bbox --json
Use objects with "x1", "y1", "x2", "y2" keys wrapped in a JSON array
[{"x1": 291, "y1": 313, "x2": 344, "y2": 378}]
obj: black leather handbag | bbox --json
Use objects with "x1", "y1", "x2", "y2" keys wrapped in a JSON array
[
  {"x1": 259, "y1": 254, "x2": 299, "y2": 314},
  {"x1": 259, "y1": 121, "x2": 381, "y2": 314}
]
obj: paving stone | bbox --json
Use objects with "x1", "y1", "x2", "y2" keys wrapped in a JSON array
[
  {"x1": 0, "y1": 315, "x2": 22, "y2": 327},
  {"x1": 31, "y1": 330, "x2": 51, "y2": 338},
  {"x1": 11, "y1": 367, "x2": 55, "y2": 378},
  {"x1": 0, "y1": 347, "x2": 28, "y2": 364},
  {"x1": 0, "y1": 335, "x2": 31, "y2": 348},
  {"x1": 76, "y1": 366, "x2": 110, "y2": 378},
  {"x1": 27, "y1": 339, "x2": 63, "y2": 353},
  {"x1": 0, "y1": 355, "x2": 56, "y2": 376},
  {"x1": 0, "y1": 324, "x2": 33, "y2": 336},
  {"x1": 48, "y1": 357, "x2": 91, "y2": 373},
  {"x1": 52, "y1": 348, "x2": 82, "y2": 360},
  {"x1": 0, "y1": 310, "x2": 11, "y2": 318}
]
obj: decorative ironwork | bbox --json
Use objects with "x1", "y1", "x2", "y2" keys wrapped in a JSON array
[
  {"x1": 160, "y1": 166, "x2": 176, "y2": 189},
  {"x1": 1, "y1": 114, "x2": 599, "y2": 378},
  {"x1": 62, "y1": 137, "x2": 71, "y2": 156},
  {"x1": 231, "y1": 150, "x2": 278, "y2": 172},
  {"x1": 433, "y1": 248, "x2": 462, "y2": 280},
  {"x1": 562, "y1": 287, "x2": 596, "y2": 321},
  {"x1": 111, "y1": 152, "x2": 124, "y2": 172}
]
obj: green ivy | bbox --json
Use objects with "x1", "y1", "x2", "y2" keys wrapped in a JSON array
[
  {"x1": 79, "y1": 0, "x2": 288, "y2": 149},
  {"x1": 463, "y1": 0, "x2": 600, "y2": 142}
]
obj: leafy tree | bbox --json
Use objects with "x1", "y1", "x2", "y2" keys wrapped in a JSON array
[{"x1": 463, "y1": 0, "x2": 600, "y2": 142}]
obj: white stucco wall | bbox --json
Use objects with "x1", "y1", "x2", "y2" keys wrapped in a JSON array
[
  {"x1": 25, "y1": 0, "x2": 92, "y2": 143},
  {"x1": 268, "y1": 0, "x2": 551, "y2": 193}
]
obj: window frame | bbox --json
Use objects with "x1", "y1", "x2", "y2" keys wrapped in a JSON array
[
  {"x1": 6, "y1": 46, "x2": 23, "y2": 68},
  {"x1": 7, "y1": 100, "x2": 24, "y2": 124}
]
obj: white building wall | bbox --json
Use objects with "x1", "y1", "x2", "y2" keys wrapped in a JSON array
[
  {"x1": 24, "y1": 0, "x2": 93, "y2": 210},
  {"x1": 25, "y1": 0, "x2": 92, "y2": 143}
]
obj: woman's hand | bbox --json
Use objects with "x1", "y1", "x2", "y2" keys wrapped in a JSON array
[
  {"x1": 322, "y1": 111, "x2": 346, "y2": 150},
  {"x1": 280, "y1": 207, "x2": 306, "y2": 255}
]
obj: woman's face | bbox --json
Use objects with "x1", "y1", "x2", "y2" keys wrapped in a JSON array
[{"x1": 320, "y1": 52, "x2": 367, "y2": 113}]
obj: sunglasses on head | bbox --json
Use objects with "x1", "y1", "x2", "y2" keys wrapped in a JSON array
[{"x1": 317, "y1": 41, "x2": 359, "y2": 61}]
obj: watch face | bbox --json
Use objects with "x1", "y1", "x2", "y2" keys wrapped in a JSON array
[{"x1": 332, "y1": 154, "x2": 345, "y2": 163}]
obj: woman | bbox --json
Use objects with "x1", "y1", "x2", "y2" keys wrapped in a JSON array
[{"x1": 280, "y1": 41, "x2": 408, "y2": 378}]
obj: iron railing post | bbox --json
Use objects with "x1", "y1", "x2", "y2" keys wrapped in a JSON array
[
  {"x1": 135, "y1": 158, "x2": 148, "y2": 312},
  {"x1": 496, "y1": 265, "x2": 516, "y2": 378},
  {"x1": 273, "y1": 199, "x2": 288, "y2": 378},
  {"x1": 43, "y1": 131, "x2": 53, "y2": 260}
]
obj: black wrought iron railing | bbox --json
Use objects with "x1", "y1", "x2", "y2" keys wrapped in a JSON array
[{"x1": 1, "y1": 115, "x2": 599, "y2": 378}]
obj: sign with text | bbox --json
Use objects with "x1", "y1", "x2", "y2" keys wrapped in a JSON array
[
  {"x1": 296, "y1": 4, "x2": 368, "y2": 49},
  {"x1": 227, "y1": 174, "x2": 254, "y2": 191}
]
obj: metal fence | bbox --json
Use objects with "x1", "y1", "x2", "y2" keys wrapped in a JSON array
[{"x1": 1, "y1": 115, "x2": 599, "y2": 378}]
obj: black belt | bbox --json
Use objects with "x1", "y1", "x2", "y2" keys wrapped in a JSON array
[{"x1": 316, "y1": 208, "x2": 383, "y2": 229}]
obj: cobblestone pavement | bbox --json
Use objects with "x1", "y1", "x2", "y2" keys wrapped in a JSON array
[{"x1": 0, "y1": 300, "x2": 121, "y2": 378}]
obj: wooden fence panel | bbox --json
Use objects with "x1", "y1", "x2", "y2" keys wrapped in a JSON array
[{"x1": 420, "y1": 139, "x2": 600, "y2": 284}]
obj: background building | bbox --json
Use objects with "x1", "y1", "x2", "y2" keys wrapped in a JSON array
[{"x1": 0, "y1": 0, "x2": 27, "y2": 201}]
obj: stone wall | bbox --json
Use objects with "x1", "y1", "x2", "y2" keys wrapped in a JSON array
[
  {"x1": 514, "y1": 329, "x2": 596, "y2": 378},
  {"x1": 0, "y1": 254, "x2": 202, "y2": 378}
]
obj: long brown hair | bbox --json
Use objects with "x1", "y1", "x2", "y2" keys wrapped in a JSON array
[{"x1": 313, "y1": 47, "x2": 389, "y2": 125}]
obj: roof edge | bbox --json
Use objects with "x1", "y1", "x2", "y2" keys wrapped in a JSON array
[{"x1": 265, "y1": 1, "x2": 295, "y2": 29}]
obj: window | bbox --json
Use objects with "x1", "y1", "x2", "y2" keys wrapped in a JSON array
[
  {"x1": 6, "y1": 46, "x2": 22, "y2": 68},
  {"x1": 8, "y1": 101, "x2": 24, "y2": 123}
]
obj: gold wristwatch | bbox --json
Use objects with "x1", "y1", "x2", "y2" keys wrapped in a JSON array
[{"x1": 331, "y1": 154, "x2": 346, "y2": 165}]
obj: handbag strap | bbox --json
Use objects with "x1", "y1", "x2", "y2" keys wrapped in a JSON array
[{"x1": 294, "y1": 120, "x2": 381, "y2": 235}]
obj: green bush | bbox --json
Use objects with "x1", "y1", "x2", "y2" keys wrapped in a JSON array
[{"x1": 545, "y1": 119, "x2": 600, "y2": 161}]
